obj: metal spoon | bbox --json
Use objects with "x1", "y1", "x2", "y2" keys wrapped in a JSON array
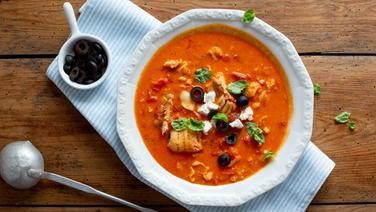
[{"x1": 0, "y1": 141, "x2": 155, "y2": 212}]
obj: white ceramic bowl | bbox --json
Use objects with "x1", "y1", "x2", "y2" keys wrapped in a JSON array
[
  {"x1": 117, "y1": 9, "x2": 313, "y2": 206},
  {"x1": 58, "y1": 2, "x2": 111, "y2": 90}
]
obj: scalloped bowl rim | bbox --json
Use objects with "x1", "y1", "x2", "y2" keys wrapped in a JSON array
[{"x1": 117, "y1": 9, "x2": 313, "y2": 206}]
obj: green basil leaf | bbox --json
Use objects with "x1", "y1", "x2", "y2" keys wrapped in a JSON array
[
  {"x1": 246, "y1": 122, "x2": 265, "y2": 145},
  {"x1": 243, "y1": 9, "x2": 255, "y2": 23},
  {"x1": 211, "y1": 113, "x2": 228, "y2": 123},
  {"x1": 187, "y1": 118, "x2": 205, "y2": 131},
  {"x1": 263, "y1": 151, "x2": 274, "y2": 161},
  {"x1": 335, "y1": 112, "x2": 351, "y2": 124},
  {"x1": 226, "y1": 80, "x2": 249, "y2": 94},
  {"x1": 195, "y1": 67, "x2": 212, "y2": 83},
  {"x1": 171, "y1": 119, "x2": 189, "y2": 131},
  {"x1": 314, "y1": 83, "x2": 321, "y2": 96},
  {"x1": 348, "y1": 121, "x2": 356, "y2": 131}
]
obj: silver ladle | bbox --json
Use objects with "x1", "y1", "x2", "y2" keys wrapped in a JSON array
[{"x1": 0, "y1": 141, "x2": 155, "y2": 212}]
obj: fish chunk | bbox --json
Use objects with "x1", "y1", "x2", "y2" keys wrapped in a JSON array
[
  {"x1": 212, "y1": 72, "x2": 236, "y2": 114},
  {"x1": 168, "y1": 129, "x2": 202, "y2": 153},
  {"x1": 163, "y1": 59, "x2": 191, "y2": 75},
  {"x1": 208, "y1": 46, "x2": 223, "y2": 60},
  {"x1": 244, "y1": 81, "x2": 261, "y2": 98},
  {"x1": 159, "y1": 93, "x2": 174, "y2": 135}
]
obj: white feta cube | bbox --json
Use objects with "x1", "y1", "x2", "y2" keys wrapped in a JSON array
[
  {"x1": 207, "y1": 102, "x2": 219, "y2": 110},
  {"x1": 229, "y1": 119, "x2": 244, "y2": 129},
  {"x1": 204, "y1": 91, "x2": 216, "y2": 103},
  {"x1": 203, "y1": 121, "x2": 212, "y2": 135},
  {"x1": 239, "y1": 106, "x2": 254, "y2": 121},
  {"x1": 198, "y1": 104, "x2": 210, "y2": 115}
]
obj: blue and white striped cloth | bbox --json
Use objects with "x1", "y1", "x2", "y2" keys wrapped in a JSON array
[{"x1": 46, "y1": 0, "x2": 335, "y2": 211}]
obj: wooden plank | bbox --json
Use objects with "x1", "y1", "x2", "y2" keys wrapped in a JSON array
[
  {"x1": 307, "y1": 56, "x2": 376, "y2": 203},
  {"x1": 1, "y1": 0, "x2": 376, "y2": 55},
  {"x1": 0, "y1": 56, "x2": 375, "y2": 206},
  {"x1": 0, "y1": 204, "x2": 375, "y2": 211},
  {"x1": 0, "y1": 206, "x2": 187, "y2": 212},
  {"x1": 308, "y1": 204, "x2": 376, "y2": 212}
]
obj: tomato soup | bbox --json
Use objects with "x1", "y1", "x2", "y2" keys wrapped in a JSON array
[{"x1": 135, "y1": 24, "x2": 292, "y2": 185}]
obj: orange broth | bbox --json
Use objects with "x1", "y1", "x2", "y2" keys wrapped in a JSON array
[{"x1": 135, "y1": 24, "x2": 292, "y2": 185}]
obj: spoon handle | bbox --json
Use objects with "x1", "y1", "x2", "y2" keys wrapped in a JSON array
[{"x1": 28, "y1": 169, "x2": 155, "y2": 212}]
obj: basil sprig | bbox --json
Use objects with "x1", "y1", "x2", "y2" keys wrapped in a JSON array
[
  {"x1": 246, "y1": 122, "x2": 265, "y2": 145},
  {"x1": 243, "y1": 9, "x2": 255, "y2": 23},
  {"x1": 314, "y1": 83, "x2": 321, "y2": 96},
  {"x1": 335, "y1": 112, "x2": 351, "y2": 124},
  {"x1": 211, "y1": 113, "x2": 228, "y2": 123},
  {"x1": 171, "y1": 118, "x2": 204, "y2": 132},
  {"x1": 195, "y1": 67, "x2": 212, "y2": 83},
  {"x1": 226, "y1": 80, "x2": 249, "y2": 94},
  {"x1": 263, "y1": 151, "x2": 274, "y2": 161}
]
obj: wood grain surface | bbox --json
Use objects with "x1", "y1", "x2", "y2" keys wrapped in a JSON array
[
  {"x1": 1, "y1": 204, "x2": 376, "y2": 212},
  {"x1": 0, "y1": 0, "x2": 375, "y2": 211},
  {"x1": 1, "y1": 0, "x2": 376, "y2": 55},
  {"x1": 0, "y1": 56, "x2": 375, "y2": 209}
]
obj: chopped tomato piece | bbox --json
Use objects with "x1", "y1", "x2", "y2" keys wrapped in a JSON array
[
  {"x1": 152, "y1": 77, "x2": 169, "y2": 91},
  {"x1": 147, "y1": 90, "x2": 158, "y2": 102},
  {"x1": 228, "y1": 113, "x2": 240, "y2": 122}
]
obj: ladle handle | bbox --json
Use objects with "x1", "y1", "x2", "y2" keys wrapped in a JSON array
[
  {"x1": 28, "y1": 169, "x2": 155, "y2": 212},
  {"x1": 63, "y1": 2, "x2": 80, "y2": 35}
]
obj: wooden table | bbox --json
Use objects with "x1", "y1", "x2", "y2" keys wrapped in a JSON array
[{"x1": 0, "y1": 0, "x2": 375, "y2": 211}]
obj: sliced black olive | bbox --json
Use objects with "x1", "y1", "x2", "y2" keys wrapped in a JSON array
[
  {"x1": 87, "y1": 60, "x2": 98, "y2": 73},
  {"x1": 190, "y1": 86, "x2": 205, "y2": 102},
  {"x1": 225, "y1": 133, "x2": 238, "y2": 146},
  {"x1": 217, "y1": 153, "x2": 231, "y2": 167},
  {"x1": 69, "y1": 67, "x2": 80, "y2": 81},
  {"x1": 92, "y1": 42, "x2": 104, "y2": 53},
  {"x1": 89, "y1": 71, "x2": 102, "y2": 81},
  {"x1": 236, "y1": 95, "x2": 249, "y2": 107},
  {"x1": 207, "y1": 110, "x2": 218, "y2": 120},
  {"x1": 74, "y1": 40, "x2": 90, "y2": 56},
  {"x1": 102, "y1": 54, "x2": 108, "y2": 68},
  {"x1": 76, "y1": 58, "x2": 86, "y2": 68},
  {"x1": 84, "y1": 79, "x2": 95, "y2": 85},
  {"x1": 63, "y1": 63, "x2": 72, "y2": 74},
  {"x1": 65, "y1": 55, "x2": 75, "y2": 65},
  {"x1": 94, "y1": 53, "x2": 103, "y2": 64},
  {"x1": 216, "y1": 120, "x2": 229, "y2": 133},
  {"x1": 76, "y1": 69, "x2": 87, "y2": 84}
]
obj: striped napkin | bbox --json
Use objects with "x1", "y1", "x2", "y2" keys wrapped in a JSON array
[{"x1": 46, "y1": 0, "x2": 335, "y2": 211}]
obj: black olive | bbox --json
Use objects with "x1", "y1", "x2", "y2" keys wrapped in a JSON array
[
  {"x1": 89, "y1": 71, "x2": 102, "y2": 81},
  {"x1": 94, "y1": 53, "x2": 103, "y2": 64},
  {"x1": 76, "y1": 69, "x2": 87, "y2": 84},
  {"x1": 92, "y1": 42, "x2": 104, "y2": 53},
  {"x1": 84, "y1": 79, "x2": 95, "y2": 85},
  {"x1": 225, "y1": 134, "x2": 238, "y2": 146},
  {"x1": 207, "y1": 110, "x2": 218, "y2": 120},
  {"x1": 65, "y1": 55, "x2": 75, "y2": 65},
  {"x1": 76, "y1": 58, "x2": 86, "y2": 68},
  {"x1": 63, "y1": 63, "x2": 72, "y2": 74},
  {"x1": 217, "y1": 153, "x2": 231, "y2": 167},
  {"x1": 102, "y1": 54, "x2": 108, "y2": 68},
  {"x1": 87, "y1": 60, "x2": 98, "y2": 73},
  {"x1": 69, "y1": 67, "x2": 80, "y2": 81},
  {"x1": 216, "y1": 120, "x2": 229, "y2": 133},
  {"x1": 190, "y1": 86, "x2": 205, "y2": 102},
  {"x1": 74, "y1": 40, "x2": 90, "y2": 56},
  {"x1": 236, "y1": 95, "x2": 249, "y2": 107}
]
